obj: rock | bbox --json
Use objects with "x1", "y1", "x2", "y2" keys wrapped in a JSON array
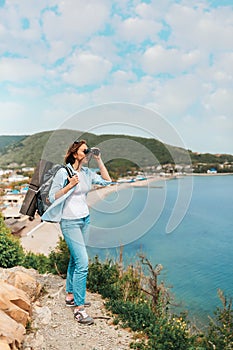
[
  {"x1": 0, "y1": 281, "x2": 31, "y2": 331},
  {"x1": 33, "y1": 305, "x2": 51, "y2": 326},
  {"x1": 0, "y1": 280, "x2": 31, "y2": 312},
  {"x1": 0, "y1": 340, "x2": 11, "y2": 350},
  {"x1": 0, "y1": 266, "x2": 36, "y2": 281},
  {"x1": 0, "y1": 267, "x2": 43, "y2": 349},
  {"x1": 0, "y1": 309, "x2": 25, "y2": 349},
  {"x1": 0, "y1": 295, "x2": 29, "y2": 327},
  {"x1": 6, "y1": 270, "x2": 42, "y2": 302},
  {"x1": 22, "y1": 331, "x2": 45, "y2": 350}
]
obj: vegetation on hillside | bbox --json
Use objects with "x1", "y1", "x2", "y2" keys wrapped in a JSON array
[
  {"x1": 0, "y1": 131, "x2": 233, "y2": 175},
  {"x1": 0, "y1": 214, "x2": 232, "y2": 349},
  {"x1": 0, "y1": 212, "x2": 24, "y2": 267},
  {"x1": 0, "y1": 135, "x2": 27, "y2": 154}
]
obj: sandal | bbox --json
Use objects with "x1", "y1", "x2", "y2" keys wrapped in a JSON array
[
  {"x1": 65, "y1": 298, "x2": 91, "y2": 307},
  {"x1": 65, "y1": 298, "x2": 75, "y2": 307},
  {"x1": 74, "y1": 308, "x2": 94, "y2": 325}
]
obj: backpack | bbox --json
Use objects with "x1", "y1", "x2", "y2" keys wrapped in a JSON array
[{"x1": 20, "y1": 159, "x2": 73, "y2": 219}]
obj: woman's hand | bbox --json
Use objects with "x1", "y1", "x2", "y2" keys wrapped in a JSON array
[
  {"x1": 94, "y1": 155, "x2": 112, "y2": 182},
  {"x1": 54, "y1": 174, "x2": 79, "y2": 200},
  {"x1": 93, "y1": 153, "x2": 101, "y2": 161},
  {"x1": 68, "y1": 174, "x2": 79, "y2": 188}
]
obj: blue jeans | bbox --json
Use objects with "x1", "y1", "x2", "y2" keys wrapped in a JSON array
[{"x1": 60, "y1": 215, "x2": 90, "y2": 306}]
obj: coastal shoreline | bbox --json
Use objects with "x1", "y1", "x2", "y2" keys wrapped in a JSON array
[
  {"x1": 87, "y1": 175, "x2": 161, "y2": 207},
  {"x1": 19, "y1": 176, "x2": 161, "y2": 255},
  {"x1": 187, "y1": 172, "x2": 233, "y2": 176},
  {"x1": 19, "y1": 173, "x2": 231, "y2": 255}
]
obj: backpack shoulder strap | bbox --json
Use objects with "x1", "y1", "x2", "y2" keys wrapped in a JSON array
[{"x1": 64, "y1": 165, "x2": 75, "y2": 178}]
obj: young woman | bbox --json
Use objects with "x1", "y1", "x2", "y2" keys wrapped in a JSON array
[{"x1": 41, "y1": 140, "x2": 111, "y2": 325}]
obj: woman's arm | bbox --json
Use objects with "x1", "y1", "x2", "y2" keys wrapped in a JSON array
[
  {"x1": 54, "y1": 175, "x2": 79, "y2": 200},
  {"x1": 49, "y1": 168, "x2": 79, "y2": 202},
  {"x1": 95, "y1": 156, "x2": 111, "y2": 181}
]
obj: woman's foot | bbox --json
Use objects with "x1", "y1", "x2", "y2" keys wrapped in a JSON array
[
  {"x1": 65, "y1": 294, "x2": 91, "y2": 307},
  {"x1": 65, "y1": 298, "x2": 75, "y2": 306},
  {"x1": 65, "y1": 293, "x2": 75, "y2": 307},
  {"x1": 74, "y1": 307, "x2": 94, "y2": 325}
]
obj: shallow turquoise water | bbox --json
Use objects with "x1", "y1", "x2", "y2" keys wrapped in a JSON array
[{"x1": 88, "y1": 175, "x2": 233, "y2": 324}]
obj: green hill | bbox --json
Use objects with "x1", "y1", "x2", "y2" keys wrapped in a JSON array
[
  {"x1": 0, "y1": 129, "x2": 190, "y2": 168},
  {"x1": 0, "y1": 130, "x2": 232, "y2": 174},
  {"x1": 0, "y1": 135, "x2": 27, "y2": 154}
]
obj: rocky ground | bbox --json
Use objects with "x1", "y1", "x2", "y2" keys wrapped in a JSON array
[{"x1": 22, "y1": 271, "x2": 135, "y2": 350}]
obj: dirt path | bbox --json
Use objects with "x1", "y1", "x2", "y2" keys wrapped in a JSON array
[{"x1": 22, "y1": 271, "x2": 135, "y2": 350}]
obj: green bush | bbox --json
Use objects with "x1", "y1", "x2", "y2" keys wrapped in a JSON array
[
  {"x1": 86, "y1": 255, "x2": 202, "y2": 350},
  {"x1": 147, "y1": 315, "x2": 195, "y2": 350},
  {"x1": 205, "y1": 290, "x2": 233, "y2": 350},
  {"x1": 87, "y1": 255, "x2": 122, "y2": 299},
  {"x1": 105, "y1": 299, "x2": 157, "y2": 333},
  {"x1": 22, "y1": 252, "x2": 49, "y2": 274},
  {"x1": 0, "y1": 213, "x2": 24, "y2": 267},
  {"x1": 105, "y1": 299, "x2": 197, "y2": 350},
  {"x1": 119, "y1": 265, "x2": 145, "y2": 302},
  {"x1": 47, "y1": 237, "x2": 70, "y2": 276}
]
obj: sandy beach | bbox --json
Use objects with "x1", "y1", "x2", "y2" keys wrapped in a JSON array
[
  {"x1": 20, "y1": 176, "x2": 160, "y2": 255},
  {"x1": 87, "y1": 175, "x2": 160, "y2": 205}
]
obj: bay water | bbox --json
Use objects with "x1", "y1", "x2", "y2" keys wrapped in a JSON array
[{"x1": 88, "y1": 175, "x2": 233, "y2": 324}]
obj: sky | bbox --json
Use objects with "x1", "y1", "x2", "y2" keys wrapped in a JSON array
[{"x1": 0, "y1": 0, "x2": 233, "y2": 154}]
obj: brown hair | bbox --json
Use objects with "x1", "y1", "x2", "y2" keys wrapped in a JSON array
[{"x1": 64, "y1": 139, "x2": 87, "y2": 165}]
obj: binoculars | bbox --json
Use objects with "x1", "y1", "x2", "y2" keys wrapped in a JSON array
[{"x1": 84, "y1": 147, "x2": 100, "y2": 156}]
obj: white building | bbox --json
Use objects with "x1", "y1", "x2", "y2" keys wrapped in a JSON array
[{"x1": 8, "y1": 174, "x2": 29, "y2": 182}]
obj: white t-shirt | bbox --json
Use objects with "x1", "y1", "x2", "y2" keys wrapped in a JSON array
[{"x1": 61, "y1": 170, "x2": 90, "y2": 219}]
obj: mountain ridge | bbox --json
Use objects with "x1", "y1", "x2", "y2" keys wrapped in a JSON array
[{"x1": 0, "y1": 130, "x2": 233, "y2": 169}]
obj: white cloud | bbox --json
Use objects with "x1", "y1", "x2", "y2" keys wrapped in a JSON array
[
  {"x1": 115, "y1": 16, "x2": 162, "y2": 43},
  {"x1": 135, "y1": 2, "x2": 159, "y2": 20},
  {"x1": 40, "y1": 107, "x2": 77, "y2": 131},
  {"x1": 0, "y1": 3, "x2": 49, "y2": 67},
  {"x1": 7, "y1": 85, "x2": 43, "y2": 98},
  {"x1": 203, "y1": 88, "x2": 233, "y2": 118},
  {"x1": 0, "y1": 22, "x2": 7, "y2": 37},
  {"x1": 153, "y1": 74, "x2": 202, "y2": 116},
  {"x1": 2, "y1": 0, "x2": 52, "y2": 18},
  {"x1": 0, "y1": 2, "x2": 42, "y2": 47},
  {"x1": 47, "y1": 40, "x2": 70, "y2": 64},
  {"x1": 0, "y1": 57, "x2": 45, "y2": 82},
  {"x1": 91, "y1": 75, "x2": 156, "y2": 105},
  {"x1": 112, "y1": 70, "x2": 137, "y2": 83},
  {"x1": 180, "y1": 113, "x2": 233, "y2": 154},
  {"x1": 0, "y1": 0, "x2": 232, "y2": 153},
  {"x1": 42, "y1": 0, "x2": 110, "y2": 45},
  {"x1": 86, "y1": 36, "x2": 119, "y2": 64},
  {"x1": 141, "y1": 45, "x2": 201, "y2": 74},
  {"x1": 212, "y1": 52, "x2": 233, "y2": 85},
  {"x1": 0, "y1": 1, "x2": 111, "y2": 65},
  {"x1": 50, "y1": 92, "x2": 90, "y2": 112},
  {"x1": 113, "y1": 0, "x2": 172, "y2": 20},
  {"x1": 166, "y1": 4, "x2": 233, "y2": 51},
  {"x1": 62, "y1": 52, "x2": 112, "y2": 86},
  {"x1": 0, "y1": 101, "x2": 27, "y2": 133}
]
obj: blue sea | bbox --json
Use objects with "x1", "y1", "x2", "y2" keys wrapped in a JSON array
[{"x1": 88, "y1": 175, "x2": 233, "y2": 324}]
